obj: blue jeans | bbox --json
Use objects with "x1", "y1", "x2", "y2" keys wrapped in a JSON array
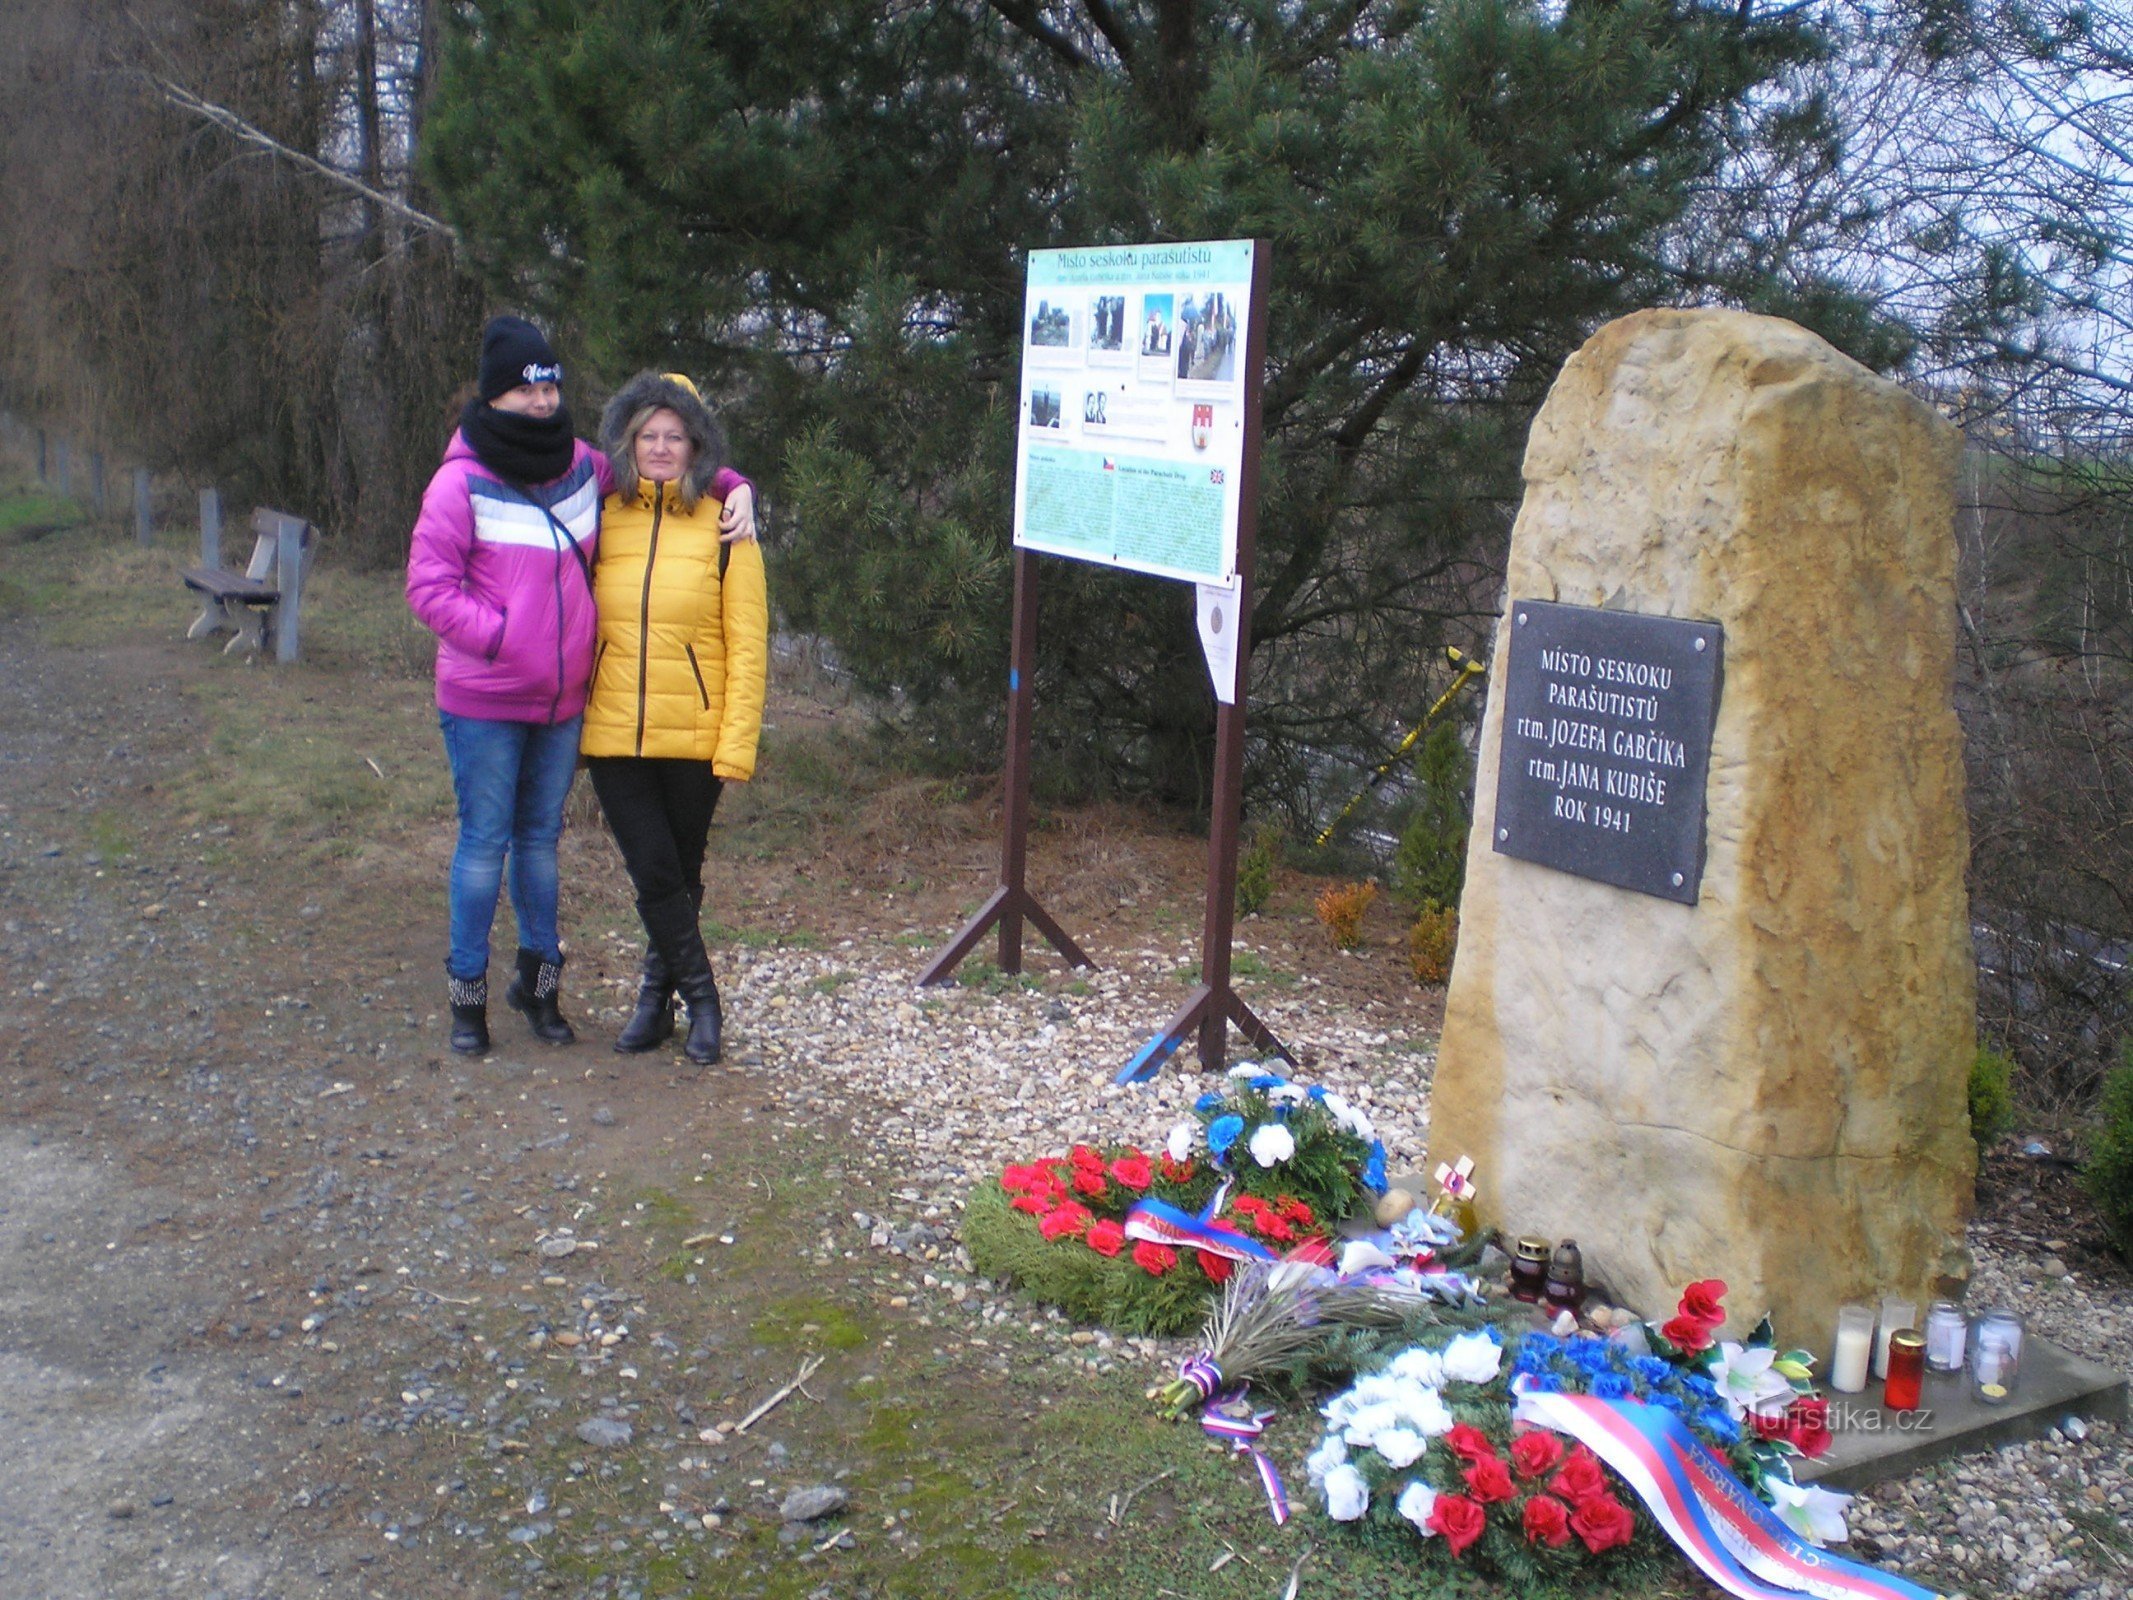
[{"x1": 439, "y1": 711, "x2": 582, "y2": 980}]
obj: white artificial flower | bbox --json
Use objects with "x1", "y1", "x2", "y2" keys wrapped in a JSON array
[
  {"x1": 1387, "y1": 1347, "x2": 1447, "y2": 1389},
  {"x1": 1339, "y1": 1400, "x2": 1403, "y2": 1448},
  {"x1": 1396, "y1": 1480, "x2": 1440, "y2": 1535},
  {"x1": 1248, "y1": 1123, "x2": 1296, "y2": 1167},
  {"x1": 1440, "y1": 1329, "x2": 1503, "y2": 1385},
  {"x1": 1374, "y1": 1426, "x2": 1427, "y2": 1469},
  {"x1": 1266, "y1": 1083, "x2": 1308, "y2": 1106},
  {"x1": 1322, "y1": 1463, "x2": 1370, "y2": 1522},
  {"x1": 1338, "y1": 1240, "x2": 1399, "y2": 1277},
  {"x1": 1766, "y1": 1478, "x2": 1852, "y2": 1547},
  {"x1": 1303, "y1": 1433, "x2": 1348, "y2": 1488},
  {"x1": 1404, "y1": 1386, "x2": 1455, "y2": 1437},
  {"x1": 1166, "y1": 1122, "x2": 1194, "y2": 1163},
  {"x1": 1226, "y1": 1063, "x2": 1260, "y2": 1079},
  {"x1": 1707, "y1": 1342, "x2": 1795, "y2": 1421}
]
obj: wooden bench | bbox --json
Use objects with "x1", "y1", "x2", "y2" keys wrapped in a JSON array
[{"x1": 182, "y1": 508, "x2": 320, "y2": 660}]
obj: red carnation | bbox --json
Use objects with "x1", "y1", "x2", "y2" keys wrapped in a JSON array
[
  {"x1": 1783, "y1": 1394, "x2": 1832, "y2": 1459},
  {"x1": 1068, "y1": 1143, "x2": 1104, "y2": 1171},
  {"x1": 1230, "y1": 1194, "x2": 1269, "y2": 1217},
  {"x1": 1444, "y1": 1423, "x2": 1498, "y2": 1464},
  {"x1": 1511, "y1": 1430, "x2": 1566, "y2": 1479},
  {"x1": 1085, "y1": 1219, "x2": 1126, "y2": 1257},
  {"x1": 1569, "y1": 1491, "x2": 1636, "y2": 1555},
  {"x1": 1677, "y1": 1278, "x2": 1728, "y2": 1327},
  {"x1": 1258, "y1": 1216, "x2": 1296, "y2": 1244},
  {"x1": 1071, "y1": 1167, "x2": 1109, "y2": 1199},
  {"x1": 1009, "y1": 1192, "x2": 1049, "y2": 1216},
  {"x1": 1108, "y1": 1153, "x2": 1154, "y2": 1191},
  {"x1": 1196, "y1": 1250, "x2": 1233, "y2": 1285},
  {"x1": 1522, "y1": 1492, "x2": 1574, "y2": 1548},
  {"x1": 1661, "y1": 1313, "x2": 1717, "y2": 1354},
  {"x1": 1158, "y1": 1155, "x2": 1195, "y2": 1184},
  {"x1": 1038, "y1": 1203, "x2": 1091, "y2": 1242},
  {"x1": 1427, "y1": 1492, "x2": 1488, "y2": 1557},
  {"x1": 1001, "y1": 1163, "x2": 1039, "y2": 1194},
  {"x1": 1131, "y1": 1241, "x2": 1177, "y2": 1276},
  {"x1": 1464, "y1": 1455, "x2": 1517, "y2": 1505},
  {"x1": 1280, "y1": 1198, "x2": 1316, "y2": 1228},
  {"x1": 1549, "y1": 1445, "x2": 1607, "y2": 1507},
  {"x1": 1749, "y1": 1406, "x2": 1791, "y2": 1441}
]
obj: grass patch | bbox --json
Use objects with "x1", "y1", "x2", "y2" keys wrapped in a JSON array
[{"x1": 750, "y1": 1292, "x2": 869, "y2": 1351}]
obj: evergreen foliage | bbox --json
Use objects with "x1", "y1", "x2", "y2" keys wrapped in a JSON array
[
  {"x1": 1968, "y1": 1045, "x2": 2015, "y2": 1149},
  {"x1": 425, "y1": 0, "x2": 1872, "y2": 804},
  {"x1": 1236, "y1": 822, "x2": 1280, "y2": 915},
  {"x1": 964, "y1": 1181, "x2": 1214, "y2": 1335},
  {"x1": 1394, "y1": 722, "x2": 1474, "y2": 908},
  {"x1": 2083, "y1": 1047, "x2": 2133, "y2": 1259}
]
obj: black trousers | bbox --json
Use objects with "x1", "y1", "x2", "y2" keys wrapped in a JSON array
[{"x1": 587, "y1": 757, "x2": 723, "y2": 910}]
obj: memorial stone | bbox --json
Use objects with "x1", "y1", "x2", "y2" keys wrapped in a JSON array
[{"x1": 1427, "y1": 308, "x2": 1976, "y2": 1343}]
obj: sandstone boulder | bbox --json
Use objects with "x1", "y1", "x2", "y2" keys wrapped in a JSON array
[{"x1": 1427, "y1": 309, "x2": 1975, "y2": 1345}]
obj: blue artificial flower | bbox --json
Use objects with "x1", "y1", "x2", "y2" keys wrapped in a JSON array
[
  {"x1": 1568, "y1": 1340, "x2": 1614, "y2": 1374},
  {"x1": 1698, "y1": 1408, "x2": 1742, "y2": 1446},
  {"x1": 1681, "y1": 1374, "x2": 1720, "y2": 1403},
  {"x1": 1208, "y1": 1115, "x2": 1245, "y2": 1161},
  {"x1": 1631, "y1": 1356, "x2": 1675, "y2": 1388},
  {"x1": 1521, "y1": 1333, "x2": 1564, "y2": 1362},
  {"x1": 1194, "y1": 1092, "x2": 1225, "y2": 1114},
  {"x1": 1513, "y1": 1346, "x2": 1557, "y2": 1379},
  {"x1": 1362, "y1": 1146, "x2": 1387, "y2": 1193},
  {"x1": 1307, "y1": 1085, "x2": 1329, "y2": 1102},
  {"x1": 1249, "y1": 1073, "x2": 1286, "y2": 1091},
  {"x1": 1591, "y1": 1371, "x2": 1634, "y2": 1401},
  {"x1": 1650, "y1": 1389, "x2": 1686, "y2": 1415}
]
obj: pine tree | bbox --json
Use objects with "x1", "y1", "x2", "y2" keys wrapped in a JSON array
[
  {"x1": 1394, "y1": 721, "x2": 1473, "y2": 909},
  {"x1": 426, "y1": 0, "x2": 1876, "y2": 805}
]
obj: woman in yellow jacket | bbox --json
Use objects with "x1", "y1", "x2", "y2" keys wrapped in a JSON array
[{"x1": 584, "y1": 372, "x2": 768, "y2": 1064}]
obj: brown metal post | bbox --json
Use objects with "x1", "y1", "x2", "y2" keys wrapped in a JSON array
[{"x1": 919, "y1": 547, "x2": 1094, "y2": 985}]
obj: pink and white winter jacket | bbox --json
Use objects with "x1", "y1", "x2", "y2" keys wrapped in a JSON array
[{"x1": 406, "y1": 430, "x2": 743, "y2": 724}]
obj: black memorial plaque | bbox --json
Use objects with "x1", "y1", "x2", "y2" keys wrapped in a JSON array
[{"x1": 1491, "y1": 600, "x2": 1723, "y2": 904}]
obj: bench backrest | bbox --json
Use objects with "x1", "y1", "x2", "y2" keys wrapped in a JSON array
[{"x1": 243, "y1": 509, "x2": 322, "y2": 587}]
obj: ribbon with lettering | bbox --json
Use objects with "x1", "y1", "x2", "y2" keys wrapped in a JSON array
[{"x1": 1511, "y1": 1383, "x2": 1942, "y2": 1600}]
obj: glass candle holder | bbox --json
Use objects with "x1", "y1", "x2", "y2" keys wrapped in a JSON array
[
  {"x1": 1873, "y1": 1296, "x2": 1917, "y2": 1380},
  {"x1": 1972, "y1": 1310, "x2": 2024, "y2": 1400},
  {"x1": 1829, "y1": 1303, "x2": 1875, "y2": 1393},
  {"x1": 1924, "y1": 1301, "x2": 1967, "y2": 1373},
  {"x1": 1883, "y1": 1329, "x2": 1926, "y2": 1412},
  {"x1": 1509, "y1": 1237, "x2": 1550, "y2": 1303}
]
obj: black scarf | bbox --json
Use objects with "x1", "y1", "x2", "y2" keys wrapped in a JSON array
[{"x1": 458, "y1": 397, "x2": 577, "y2": 486}]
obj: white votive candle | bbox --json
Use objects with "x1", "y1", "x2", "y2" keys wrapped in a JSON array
[{"x1": 1830, "y1": 1302, "x2": 1874, "y2": 1393}]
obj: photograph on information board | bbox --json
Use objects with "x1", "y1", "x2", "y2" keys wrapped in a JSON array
[{"x1": 1013, "y1": 239, "x2": 1256, "y2": 587}]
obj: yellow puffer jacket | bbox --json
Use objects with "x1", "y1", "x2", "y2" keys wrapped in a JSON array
[{"x1": 581, "y1": 479, "x2": 769, "y2": 775}]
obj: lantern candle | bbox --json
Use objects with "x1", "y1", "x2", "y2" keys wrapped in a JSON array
[
  {"x1": 1873, "y1": 1296, "x2": 1916, "y2": 1380},
  {"x1": 1972, "y1": 1310, "x2": 2024, "y2": 1401},
  {"x1": 1830, "y1": 1303, "x2": 1874, "y2": 1394},
  {"x1": 1924, "y1": 1301, "x2": 1967, "y2": 1373},
  {"x1": 1509, "y1": 1237, "x2": 1550, "y2": 1304},
  {"x1": 1883, "y1": 1329, "x2": 1926, "y2": 1412}
]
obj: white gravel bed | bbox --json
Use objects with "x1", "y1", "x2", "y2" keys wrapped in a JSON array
[{"x1": 717, "y1": 938, "x2": 2133, "y2": 1598}]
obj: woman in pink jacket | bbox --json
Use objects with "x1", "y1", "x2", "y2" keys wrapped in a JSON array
[{"x1": 407, "y1": 316, "x2": 751, "y2": 1054}]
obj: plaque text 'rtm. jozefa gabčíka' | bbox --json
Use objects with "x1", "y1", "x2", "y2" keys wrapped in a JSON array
[{"x1": 1491, "y1": 600, "x2": 1724, "y2": 905}]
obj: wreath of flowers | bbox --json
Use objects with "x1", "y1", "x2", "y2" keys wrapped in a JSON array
[{"x1": 1311, "y1": 1281, "x2": 1849, "y2": 1577}]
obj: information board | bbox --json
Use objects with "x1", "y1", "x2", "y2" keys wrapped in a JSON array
[
  {"x1": 1491, "y1": 600, "x2": 1724, "y2": 904},
  {"x1": 1012, "y1": 239, "x2": 1257, "y2": 585}
]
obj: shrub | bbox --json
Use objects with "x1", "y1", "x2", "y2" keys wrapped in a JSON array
[
  {"x1": 1236, "y1": 823, "x2": 1281, "y2": 915},
  {"x1": 1315, "y1": 880, "x2": 1376, "y2": 950},
  {"x1": 1393, "y1": 721, "x2": 1473, "y2": 909},
  {"x1": 1409, "y1": 901, "x2": 1459, "y2": 985},
  {"x1": 1968, "y1": 1046, "x2": 2015, "y2": 1149},
  {"x1": 2083, "y1": 1047, "x2": 2133, "y2": 1259}
]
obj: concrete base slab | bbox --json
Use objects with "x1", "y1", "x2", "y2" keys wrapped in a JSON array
[{"x1": 1796, "y1": 1338, "x2": 2127, "y2": 1491}]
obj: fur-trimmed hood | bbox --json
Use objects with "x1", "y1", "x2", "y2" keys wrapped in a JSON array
[{"x1": 600, "y1": 371, "x2": 729, "y2": 506}]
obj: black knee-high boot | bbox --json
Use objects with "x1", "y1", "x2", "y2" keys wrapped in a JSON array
[{"x1": 639, "y1": 889, "x2": 722, "y2": 1065}]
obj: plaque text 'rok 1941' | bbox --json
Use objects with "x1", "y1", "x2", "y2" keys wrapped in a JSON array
[{"x1": 1491, "y1": 600, "x2": 1723, "y2": 904}]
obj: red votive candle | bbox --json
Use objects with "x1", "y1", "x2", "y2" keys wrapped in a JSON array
[{"x1": 1883, "y1": 1329, "x2": 1926, "y2": 1412}]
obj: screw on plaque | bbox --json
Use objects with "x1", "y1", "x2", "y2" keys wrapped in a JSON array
[
  {"x1": 1694, "y1": 637, "x2": 1708, "y2": 652},
  {"x1": 1672, "y1": 872, "x2": 1684, "y2": 886}
]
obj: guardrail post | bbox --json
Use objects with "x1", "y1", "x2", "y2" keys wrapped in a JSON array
[
  {"x1": 134, "y1": 468, "x2": 153, "y2": 547},
  {"x1": 55, "y1": 438, "x2": 70, "y2": 498},
  {"x1": 200, "y1": 487, "x2": 222, "y2": 569}
]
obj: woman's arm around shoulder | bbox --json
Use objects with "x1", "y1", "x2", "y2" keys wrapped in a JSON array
[{"x1": 712, "y1": 536, "x2": 769, "y2": 782}]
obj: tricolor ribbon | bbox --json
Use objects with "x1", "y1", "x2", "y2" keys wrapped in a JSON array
[
  {"x1": 1123, "y1": 1190, "x2": 1277, "y2": 1263},
  {"x1": 1198, "y1": 1390, "x2": 1290, "y2": 1526},
  {"x1": 1511, "y1": 1383, "x2": 1942, "y2": 1600}
]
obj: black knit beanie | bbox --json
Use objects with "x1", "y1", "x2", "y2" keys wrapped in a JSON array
[{"x1": 477, "y1": 315, "x2": 563, "y2": 401}]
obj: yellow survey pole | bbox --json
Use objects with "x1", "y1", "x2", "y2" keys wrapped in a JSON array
[{"x1": 1313, "y1": 646, "x2": 1486, "y2": 848}]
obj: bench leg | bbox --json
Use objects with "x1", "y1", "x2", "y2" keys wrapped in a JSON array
[
  {"x1": 224, "y1": 605, "x2": 266, "y2": 657},
  {"x1": 185, "y1": 598, "x2": 231, "y2": 640}
]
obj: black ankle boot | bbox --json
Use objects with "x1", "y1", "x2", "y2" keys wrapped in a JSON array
[
  {"x1": 505, "y1": 948, "x2": 575, "y2": 1045},
  {"x1": 640, "y1": 889, "x2": 723, "y2": 1065},
  {"x1": 680, "y1": 974, "x2": 723, "y2": 1067},
  {"x1": 448, "y1": 972, "x2": 490, "y2": 1055},
  {"x1": 613, "y1": 945, "x2": 675, "y2": 1054}
]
